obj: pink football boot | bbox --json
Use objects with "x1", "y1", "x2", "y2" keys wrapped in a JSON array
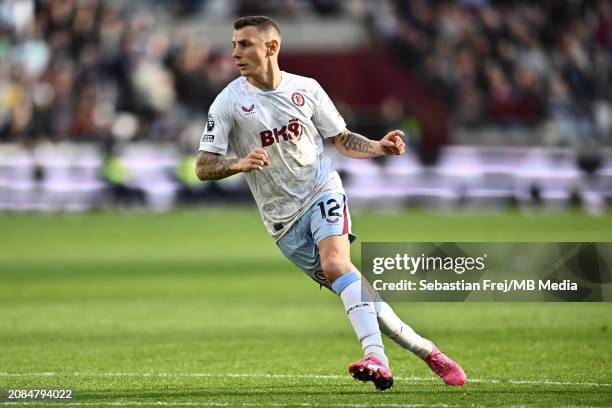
[
  {"x1": 348, "y1": 354, "x2": 394, "y2": 391},
  {"x1": 425, "y1": 343, "x2": 467, "y2": 386}
]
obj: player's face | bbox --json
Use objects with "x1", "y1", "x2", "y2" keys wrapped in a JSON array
[{"x1": 232, "y1": 26, "x2": 269, "y2": 78}]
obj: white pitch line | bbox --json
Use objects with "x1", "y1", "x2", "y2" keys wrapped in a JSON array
[
  {"x1": 0, "y1": 372, "x2": 610, "y2": 388},
  {"x1": 462, "y1": 378, "x2": 612, "y2": 388},
  {"x1": 0, "y1": 403, "x2": 607, "y2": 408}
]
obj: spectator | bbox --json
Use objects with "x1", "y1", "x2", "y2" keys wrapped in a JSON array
[{"x1": 367, "y1": 0, "x2": 612, "y2": 143}]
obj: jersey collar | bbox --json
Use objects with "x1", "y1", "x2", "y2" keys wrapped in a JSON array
[{"x1": 244, "y1": 71, "x2": 286, "y2": 94}]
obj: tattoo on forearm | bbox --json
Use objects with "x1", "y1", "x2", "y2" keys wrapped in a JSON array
[
  {"x1": 196, "y1": 152, "x2": 239, "y2": 180},
  {"x1": 337, "y1": 130, "x2": 376, "y2": 155}
]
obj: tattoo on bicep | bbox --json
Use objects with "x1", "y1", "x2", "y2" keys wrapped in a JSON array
[
  {"x1": 196, "y1": 152, "x2": 239, "y2": 180},
  {"x1": 338, "y1": 131, "x2": 375, "y2": 154}
]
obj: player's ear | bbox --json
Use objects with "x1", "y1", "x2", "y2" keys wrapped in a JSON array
[{"x1": 266, "y1": 39, "x2": 280, "y2": 57}]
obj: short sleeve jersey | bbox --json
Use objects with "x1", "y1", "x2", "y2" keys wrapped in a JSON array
[{"x1": 199, "y1": 72, "x2": 347, "y2": 239}]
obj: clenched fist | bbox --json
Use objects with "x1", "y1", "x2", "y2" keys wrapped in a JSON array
[
  {"x1": 378, "y1": 130, "x2": 405, "y2": 156},
  {"x1": 238, "y1": 149, "x2": 270, "y2": 172}
]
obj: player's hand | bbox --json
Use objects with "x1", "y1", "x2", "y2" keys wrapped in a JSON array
[
  {"x1": 238, "y1": 149, "x2": 269, "y2": 172},
  {"x1": 378, "y1": 130, "x2": 405, "y2": 156}
]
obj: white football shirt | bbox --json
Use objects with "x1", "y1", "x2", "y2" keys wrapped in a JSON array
[{"x1": 199, "y1": 71, "x2": 347, "y2": 239}]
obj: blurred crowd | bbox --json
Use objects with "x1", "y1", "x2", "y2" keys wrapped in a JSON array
[
  {"x1": 0, "y1": 0, "x2": 245, "y2": 147},
  {"x1": 0, "y1": 0, "x2": 355, "y2": 147},
  {"x1": 1, "y1": 0, "x2": 611, "y2": 147},
  {"x1": 370, "y1": 0, "x2": 612, "y2": 144}
]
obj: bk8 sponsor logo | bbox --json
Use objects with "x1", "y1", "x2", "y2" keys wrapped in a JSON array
[{"x1": 260, "y1": 118, "x2": 303, "y2": 147}]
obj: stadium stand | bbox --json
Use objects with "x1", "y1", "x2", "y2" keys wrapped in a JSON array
[{"x1": 0, "y1": 0, "x2": 610, "y2": 211}]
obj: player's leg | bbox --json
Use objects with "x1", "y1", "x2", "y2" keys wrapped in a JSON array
[
  {"x1": 318, "y1": 234, "x2": 393, "y2": 390},
  {"x1": 375, "y1": 296, "x2": 467, "y2": 385},
  {"x1": 319, "y1": 235, "x2": 387, "y2": 362},
  {"x1": 308, "y1": 198, "x2": 432, "y2": 363},
  {"x1": 278, "y1": 192, "x2": 464, "y2": 387},
  {"x1": 376, "y1": 300, "x2": 432, "y2": 357},
  {"x1": 275, "y1": 194, "x2": 390, "y2": 389},
  {"x1": 350, "y1": 261, "x2": 467, "y2": 386},
  {"x1": 346, "y1": 261, "x2": 432, "y2": 357},
  {"x1": 312, "y1": 192, "x2": 392, "y2": 390}
]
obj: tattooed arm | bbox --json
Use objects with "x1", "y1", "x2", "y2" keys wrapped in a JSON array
[
  {"x1": 195, "y1": 149, "x2": 269, "y2": 181},
  {"x1": 333, "y1": 129, "x2": 406, "y2": 159}
]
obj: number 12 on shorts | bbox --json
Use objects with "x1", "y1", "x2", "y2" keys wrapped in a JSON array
[{"x1": 317, "y1": 198, "x2": 342, "y2": 219}]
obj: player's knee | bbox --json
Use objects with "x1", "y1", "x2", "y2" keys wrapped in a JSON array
[{"x1": 320, "y1": 252, "x2": 351, "y2": 283}]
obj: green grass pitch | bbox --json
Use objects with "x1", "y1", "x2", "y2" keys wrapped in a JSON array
[{"x1": 1, "y1": 208, "x2": 611, "y2": 407}]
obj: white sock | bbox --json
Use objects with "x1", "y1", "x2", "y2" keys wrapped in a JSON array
[
  {"x1": 376, "y1": 300, "x2": 433, "y2": 359},
  {"x1": 332, "y1": 272, "x2": 388, "y2": 365}
]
